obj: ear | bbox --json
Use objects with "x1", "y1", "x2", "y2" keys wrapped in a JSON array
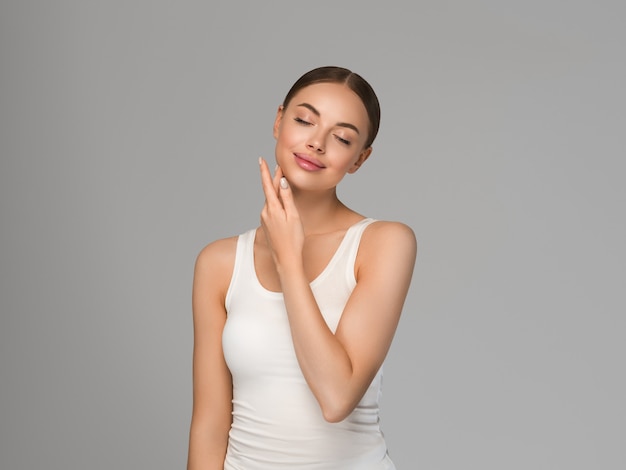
[
  {"x1": 348, "y1": 146, "x2": 373, "y2": 174},
  {"x1": 273, "y1": 105, "x2": 284, "y2": 139}
]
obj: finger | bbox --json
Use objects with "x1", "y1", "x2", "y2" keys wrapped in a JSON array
[
  {"x1": 279, "y1": 176, "x2": 299, "y2": 218},
  {"x1": 259, "y1": 157, "x2": 280, "y2": 206},
  {"x1": 272, "y1": 165, "x2": 283, "y2": 194}
]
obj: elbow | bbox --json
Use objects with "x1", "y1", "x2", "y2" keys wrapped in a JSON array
[
  {"x1": 320, "y1": 399, "x2": 354, "y2": 423},
  {"x1": 322, "y1": 408, "x2": 349, "y2": 423},
  {"x1": 317, "y1": 378, "x2": 365, "y2": 423}
]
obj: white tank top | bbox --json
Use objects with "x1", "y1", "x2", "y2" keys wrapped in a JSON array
[{"x1": 222, "y1": 218, "x2": 396, "y2": 469}]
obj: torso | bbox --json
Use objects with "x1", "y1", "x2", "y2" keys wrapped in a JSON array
[{"x1": 221, "y1": 217, "x2": 395, "y2": 469}]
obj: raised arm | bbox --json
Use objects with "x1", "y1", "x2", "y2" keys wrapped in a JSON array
[
  {"x1": 259, "y1": 158, "x2": 417, "y2": 422},
  {"x1": 281, "y1": 221, "x2": 416, "y2": 422},
  {"x1": 187, "y1": 239, "x2": 235, "y2": 470}
]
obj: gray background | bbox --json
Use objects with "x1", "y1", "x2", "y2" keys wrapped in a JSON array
[{"x1": 1, "y1": 1, "x2": 624, "y2": 469}]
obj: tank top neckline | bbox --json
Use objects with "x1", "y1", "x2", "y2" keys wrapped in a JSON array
[{"x1": 250, "y1": 217, "x2": 374, "y2": 297}]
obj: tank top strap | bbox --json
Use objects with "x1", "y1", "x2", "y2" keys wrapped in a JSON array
[
  {"x1": 225, "y1": 227, "x2": 257, "y2": 311},
  {"x1": 341, "y1": 218, "x2": 377, "y2": 286}
]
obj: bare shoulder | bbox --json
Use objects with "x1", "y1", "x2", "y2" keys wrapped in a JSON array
[
  {"x1": 356, "y1": 220, "x2": 418, "y2": 277},
  {"x1": 362, "y1": 220, "x2": 417, "y2": 255},
  {"x1": 195, "y1": 236, "x2": 238, "y2": 271},
  {"x1": 194, "y1": 236, "x2": 240, "y2": 298}
]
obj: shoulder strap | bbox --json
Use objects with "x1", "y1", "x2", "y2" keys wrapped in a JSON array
[
  {"x1": 225, "y1": 228, "x2": 256, "y2": 311},
  {"x1": 343, "y1": 218, "x2": 377, "y2": 286}
]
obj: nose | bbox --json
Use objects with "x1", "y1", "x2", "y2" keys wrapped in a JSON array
[{"x1": 306, "y1": 133, "x2": 325, "y2": 153}]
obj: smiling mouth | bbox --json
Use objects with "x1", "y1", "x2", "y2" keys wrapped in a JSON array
[{"x1": 294, "y1": 153, "x2": 325, "y2": 170}]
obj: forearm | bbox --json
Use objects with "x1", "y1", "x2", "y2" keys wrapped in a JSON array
[
  {"x1": 278, "y1": 261, "x2": 356, "y2": 421},
  {"x1": 187, "y1": 422, "x2": 229, "y2": 470}
]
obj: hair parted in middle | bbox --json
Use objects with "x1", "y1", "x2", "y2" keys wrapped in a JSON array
[{"x1": 281, "y1": 66, "x2": 381, "y2": 149}]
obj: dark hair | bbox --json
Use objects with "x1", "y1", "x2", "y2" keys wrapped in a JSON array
[{"x1": 282, "y1": 66, "x2": 381, "y2": 149}]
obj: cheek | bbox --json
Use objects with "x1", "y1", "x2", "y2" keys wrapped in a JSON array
[{"x1": 276, "y1": 125, "x2": 299, "y2": 146}]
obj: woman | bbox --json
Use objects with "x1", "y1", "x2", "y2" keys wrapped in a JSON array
[{"x1": 187, "y1": 66, "x2": 417, "y2": 469}]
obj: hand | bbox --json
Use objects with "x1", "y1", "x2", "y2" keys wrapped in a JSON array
[{"x1": 259, "y1": 158, "x2": 305, "y2": 270}]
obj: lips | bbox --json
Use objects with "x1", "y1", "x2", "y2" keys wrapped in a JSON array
[{"x1": 294, "y1": 153, "x2": 325, "y2": 171}]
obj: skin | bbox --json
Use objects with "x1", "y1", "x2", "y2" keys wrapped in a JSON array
[{"x1": 187, "y1": 82, "x2": 417, "y2": 469}]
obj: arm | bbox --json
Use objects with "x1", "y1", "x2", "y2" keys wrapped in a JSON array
[
  {"x1": 280, "y1": 222, "x2": 416, "y2": 422},
  {"x1": 259, "y1": 159, "x2": 417, "y2": 422},
  {"x1": 187, "y1": 239, "x2": 235, "y2": 469}
]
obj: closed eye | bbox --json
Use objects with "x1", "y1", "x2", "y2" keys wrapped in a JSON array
[
  {"x1": 294, "y1": 117, "x2": 312, "y2": 126},
  {"x1": 335, "y1": 135, "x2": 351, "y2": 145}
]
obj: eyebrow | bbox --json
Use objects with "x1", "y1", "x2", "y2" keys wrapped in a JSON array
[{"x1": 296, "y1": 103, "x2": 361, "y2": 134}]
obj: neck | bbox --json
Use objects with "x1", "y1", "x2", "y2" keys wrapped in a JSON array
[{"x1": 290, "y1": 187, "x2": 348, "y2": 236}]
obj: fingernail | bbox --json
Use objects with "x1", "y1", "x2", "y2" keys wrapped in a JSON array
[
  {"x1": 274, "y1": 165, "x2": 279, "y2": 173},
  {"x1": 258, "y1": 157, "x2": 262, "y2": 165},
  {"x1": 280, "y1": 177, "x2": 288, "y2": 189}
]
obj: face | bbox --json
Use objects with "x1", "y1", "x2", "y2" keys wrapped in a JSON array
[{"x1": 273, "y1": 82, "x2": 373, "y2": 192}]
